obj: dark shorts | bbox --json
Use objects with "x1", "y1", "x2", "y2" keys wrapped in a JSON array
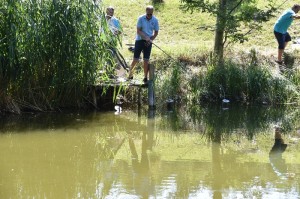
[
  {"x1": 133, "y1": 40, "x2": 152, "y2": 61},
  {"x1": 274, "y1": 31, "x2": 291, "y2": 49}
]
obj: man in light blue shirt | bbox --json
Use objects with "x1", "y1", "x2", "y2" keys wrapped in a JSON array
[
  {"x1": 106, "y1": 6, "x2": 122, "y2": 36},
  {"x1": 128, "y1": 5, "x2": 159, "y2": 83},
  {"x1": 274, "y1": 4, "x2": 300, "y2": 65}
]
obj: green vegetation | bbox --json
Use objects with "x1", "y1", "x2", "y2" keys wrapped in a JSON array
[
  {"x1": 0, "y1": 0, "x2": 117, "y2": 113},
  {"x1": 181, "y1": 0, "x2": 276, "y2": 63},
  {"x1": 188, "y1": 56, "x2": 299, "y2": 104},
  {"x1": 104, "y1": 0, "x2": 299, "y2": 105},
  {"x1": 0, "y1": 0, "x2": 299, "y2": 113}
]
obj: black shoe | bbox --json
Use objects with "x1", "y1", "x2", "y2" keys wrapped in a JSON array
[
  {"x1": 279, "y1": 65, "x2": 287, "y2": 72},
  {"x1": 143, "y1": 77, "x2": 148, "y2": 83},
  {"x1": 109, "y1": 74, "x2": 116, "y2": 79},
  {"x1": 128, "y1": 47, "x2": 135, "y2": 53}
]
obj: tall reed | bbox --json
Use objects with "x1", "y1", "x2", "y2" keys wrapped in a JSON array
[
  {"x1": 186, "y1": 60, "x2": 299, "y2": 105},
  {"x1": 0, "y1": 0, "x2": 115, "y2": 112}
]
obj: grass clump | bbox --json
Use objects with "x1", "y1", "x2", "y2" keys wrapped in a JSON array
[
  {"x1": 156, "y1": 60, "x2": 183, "y2": 102},
  {"x1": 186, "y1": 57, "x2": 300, "y2": 105}
]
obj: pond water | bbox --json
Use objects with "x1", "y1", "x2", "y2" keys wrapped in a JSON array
[{"x1": 0, "y1": 104, "x2": 299, "y2": 199}]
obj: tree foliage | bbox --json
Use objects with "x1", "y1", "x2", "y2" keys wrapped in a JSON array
[{"x1": 180, "y1": 0, "x2": 277, "y2": 62}]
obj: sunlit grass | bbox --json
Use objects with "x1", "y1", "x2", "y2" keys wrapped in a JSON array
[
  {"x1": 104, "y1": 0, "x2": 299, "y2": 57},
  {"x1": 1, "y1": 0, "x2": 299, "y2": 112}
]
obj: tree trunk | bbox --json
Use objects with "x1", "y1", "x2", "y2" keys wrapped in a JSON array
[{"x1": 214, "y1": 0, "x2": 227, "y2": 65}]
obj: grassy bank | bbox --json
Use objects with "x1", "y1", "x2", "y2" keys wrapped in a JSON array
[
  {"x1": 103, "y1": 0, "x2": 299, "y2": 56},
  {"x1": 103, "y1": 0, "x2": 300, "y2": 105},
  {"x1": 0, "y1": 0, "x2": 299, "y2": 113},
  {"x1": 151, "y1": 53, "x2": 300, "y2": 106}
]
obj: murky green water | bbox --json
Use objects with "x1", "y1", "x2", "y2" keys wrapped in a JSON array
[{"x1": 0, "y1": 105, "x2": 300, "y2": 199}]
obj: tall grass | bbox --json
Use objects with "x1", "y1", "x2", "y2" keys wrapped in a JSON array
[
  {"x1": 186, "y1": 58, "x2": 300, "y2": 105},
  {"x1": 138, "y1": 49, "x2": 299, "y2": 107},
  {"x1": 0, "y1": 0, "x2": 114, "y2": 112},
  {"x1": 156, "y1": 60, "x2": 182, "y2": 101}
]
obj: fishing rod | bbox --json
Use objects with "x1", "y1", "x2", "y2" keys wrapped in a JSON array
[
  {"x1": 151, "y1": 42, "x2": 188, "y2": 73},
  {"x1": 126, "y1": 42, "x2": 186, "y2": 72},
  {"x1": 151, "y1": 42, "x2": 176, "y2": 61},
  {"x1": 127, "y1": 42, "x2": 176, "y2": 61},
  {"x1": 276, "y1": 0, "x2": 290, "y2": 11}
]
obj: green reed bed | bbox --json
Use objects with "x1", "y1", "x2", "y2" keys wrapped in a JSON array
[
  {"x1": 0, "y1": 0, "x2": 115, "y2": 112},
  {"x1": 152, "y1": 51, "x2": 300, "y2": 106},
  {"x1": 188, "y1": 61, "x2": 300, "y2": 105}
]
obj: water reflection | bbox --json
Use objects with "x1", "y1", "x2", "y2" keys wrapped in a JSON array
[
  {"x1": 158, "y1": 104, "x2": 299, "y2": 147},
  {"x1": 212, "y1": 143, "x2": 222, "y2": 199},
  {"x1": 269, "y1": 126, "x2": 288, "y2": 179},
  {"x1": 0, "y1": 105, "x2": 299, "y2": 198},
  {"x1": 128, "y1": 109, "x2": 156, "y2": 198},
  {"x1": 128, "y1": 132, "x2": 152, "y2": 197}
]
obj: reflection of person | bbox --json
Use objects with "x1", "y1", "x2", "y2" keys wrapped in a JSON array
[
  {"x1": 128, "y1": 132, "x2": 153, "y2": 198},
  {"x1": 274, "y1": 4, "x2": 300, "y2": 65},
  {"x1": 269, "y1": 126, "x2": 288, "y2": 178},
  {"x1": 128, "y1": 5, "x2": 159, "y2": 83}
]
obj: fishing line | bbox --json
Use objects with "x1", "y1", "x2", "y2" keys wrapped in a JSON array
[
  {"x1": 276, "y1": 0, "x2": 291, "y2": 11},
  {"x1": 125, "y1": 42, "x2": 184, "y2": 78},
  {"x1": 152, "y1": 43, "x2": 176, "y2": 61},
  {"x1": 126, "y1": 42, "x2": 178, "y2": 63}
]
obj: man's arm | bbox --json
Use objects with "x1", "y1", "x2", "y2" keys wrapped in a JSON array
[
  {"x1": 150, "y1": 19, "x2": 159, "y2": 42},
  {"x1": 137, "y1": 27, "x2": 151, "y2": 41},
  {"x1": 150, "y1": 31, "x2": 158, "y2": 41},
  {"x1": 293, "y1": 15, "x2": 300, "y2": 19}
]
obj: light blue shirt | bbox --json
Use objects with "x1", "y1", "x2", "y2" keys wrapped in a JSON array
[
  {"x1": 274, "y1": 9, "x2": 295, "y2": 34},
  {"x1": 136, "y1": 14, "x2": 159, "y2": 40},
  {"x1": 108, "y1": 16, "x2": 121, "y2": 34}
]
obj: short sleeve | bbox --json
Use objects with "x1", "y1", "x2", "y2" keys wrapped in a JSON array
[
  {"x1": 137, "y1": 17, "x2": 142, "y2": 28},
  {"x1": 155, "y1": 19, "x2": 159, "y2": 31},
  {"x1": 282, "y1": 10, "x2": 295, "y2": 20}
]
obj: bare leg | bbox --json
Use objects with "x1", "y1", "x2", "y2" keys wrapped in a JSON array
[
  {"x1": 279, "y1": 42, "x2": 289, "y2": 61},
  {"x1": 277, "y1": 42, "x2": 289, "y2": 62},
  {"x1": 284, "y1": 41, "x2": 288, "y2": 48},
  {"x1": 128, "y1": 59, "x2": 139, "y2": 78},
  {"x1": 143, "y1": 60, "x2": 149, "y2": 79},
  {"x1": 278, "y1": 49, "x2": 284, "y2": 62}
]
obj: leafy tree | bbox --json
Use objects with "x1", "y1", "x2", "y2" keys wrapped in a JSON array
[{"x1": 180, "y1": 0, "x2": 276, "y2": 64}]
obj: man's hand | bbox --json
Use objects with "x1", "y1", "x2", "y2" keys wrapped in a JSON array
[
  {"x1": 145, "y1": 39, "x2": 152, "y2": 46},
  {"x1": 145, "y1": 36, "x2": 151, "y2": 42},
  {"x1": 113, "y1": 30, "x2": 121, "y2": 35},
  {"x1": 144, "y1": 36, "x2": 152, "y2": 46}
]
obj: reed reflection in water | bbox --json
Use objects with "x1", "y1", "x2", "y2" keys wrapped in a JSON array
[{"x1": 0, "y1": 105, "x2": 299, "y2": 198}]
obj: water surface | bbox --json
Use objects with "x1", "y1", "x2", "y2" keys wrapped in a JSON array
[{"x1": 0, "y1": 105, "x2": 299, "y2": 198}]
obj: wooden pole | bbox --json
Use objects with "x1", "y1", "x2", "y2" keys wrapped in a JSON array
[
  {"x1": 91, "y1": 86, "x2": 97, "y2": 109},
  {"x1": 148, "y1": 64, "x2": 155, "y2": 109},
  {"x1": 138, "y1": 87, "x2": 142, "y2": 106}
]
